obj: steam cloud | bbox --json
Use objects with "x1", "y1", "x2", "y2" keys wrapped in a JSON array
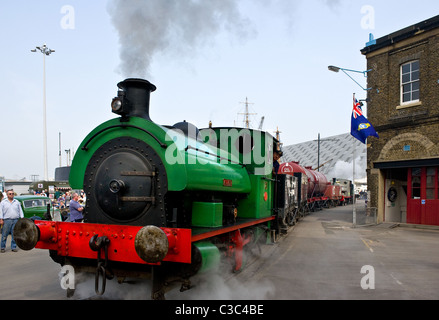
[
  {"x1": 325, "y1": 156, "x2": 367, "y2": 181},
  {"x1": 107, "y1": 0, "x2": 253, "y2": 78},
  {"x1": 107, "y1": 0, "x2": 343, "y2": 78},
  {"x1": 71, "y1": 269, "x2": 274, "y2": 300}
]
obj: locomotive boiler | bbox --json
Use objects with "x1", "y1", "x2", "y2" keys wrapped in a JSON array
[{"x1": 14, "y1": 78, "x2": 284, "y2": 299}]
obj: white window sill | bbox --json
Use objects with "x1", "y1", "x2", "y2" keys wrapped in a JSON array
[{"x1": 396, "y1": 101, "x2": 422, "y2": 109}]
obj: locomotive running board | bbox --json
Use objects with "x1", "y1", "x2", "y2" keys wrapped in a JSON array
[{"x1": 191, "y1": 216, "x2": 276, "y2": 242}]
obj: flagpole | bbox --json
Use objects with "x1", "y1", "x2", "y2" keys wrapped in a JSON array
[
  {"x1": 352, "y1": 93, "x2": 357, "y2": 228},
  {"x1": 353, "y1": 133, "x2": 357, "y2": 227}
]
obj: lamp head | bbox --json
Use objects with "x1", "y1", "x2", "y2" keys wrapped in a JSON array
[{"x1": 328, "y1": 65, "x2": 341, "y2": 73}]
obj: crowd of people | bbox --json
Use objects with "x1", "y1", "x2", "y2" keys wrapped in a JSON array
[
  {"x1": 0, "y1": 188, "x2": 86, "y2": 252},
  {"x1": 49, "y1": 189, "x2": 86, "y2": 222},
  {"x1": 32, "y1": 189, "x2": 86, "y2": 211}
]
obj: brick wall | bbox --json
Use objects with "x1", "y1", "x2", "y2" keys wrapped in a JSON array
[{"x1": 363, "y1": 29, "x2": 439, "y2": 210}]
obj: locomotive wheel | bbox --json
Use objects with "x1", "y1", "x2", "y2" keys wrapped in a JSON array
[
  {"x1": 285, "y1": 211, "x2": 296, "y2": 226},
  {"x1": 241, "y1": 228, "x2": 264, "y2": 269},
  {"x1": 83, "y1": 137, "x2": 168, "y2": 226}
]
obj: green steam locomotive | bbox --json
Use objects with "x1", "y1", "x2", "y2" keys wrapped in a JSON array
[{"x1": 14, "y1": 79, "x2": 292, "y2": 299}]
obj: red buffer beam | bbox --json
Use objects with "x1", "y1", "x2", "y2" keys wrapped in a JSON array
[{"x1": 14, "y1": 219, "x2": 192, "y2": 265}]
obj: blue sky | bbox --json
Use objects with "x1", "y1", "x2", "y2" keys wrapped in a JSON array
[{"x1": 1, "y1": 0, "x2": 438, "y2": 180}]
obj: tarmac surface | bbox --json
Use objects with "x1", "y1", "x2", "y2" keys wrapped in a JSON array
[
  {"x1": 230, "y1": 201, "x2": 439, "y2": 300},
  {"x1": 1, "y1": 201, "x2": 439, "y2": 300}
]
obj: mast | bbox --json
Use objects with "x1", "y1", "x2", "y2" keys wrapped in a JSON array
[
  {"x1": 274, "y1": 127, "x2": 283, "y2": 151},
  {"x1": 238, "y1": 97, "x2": 256, "y2": 128}
]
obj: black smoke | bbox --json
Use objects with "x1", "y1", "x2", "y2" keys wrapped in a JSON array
[{"x1": 107, "y1": 0, "x2": 253, "y2": 78}]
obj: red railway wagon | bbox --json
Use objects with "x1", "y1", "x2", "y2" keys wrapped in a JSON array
[
  {"x1": 323, "y1": 184, "x2": 342, "y2": 207},
  {"x1": 279, "y1": 161, "x2": 330, "y2": 212},
  {"x1": 278, "y1": 161, "x2": 353, "y2": 213}
]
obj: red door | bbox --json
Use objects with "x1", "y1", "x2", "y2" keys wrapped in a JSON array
[{"x1": 407, "y1": 167, "x2": 439, "y2": 225}]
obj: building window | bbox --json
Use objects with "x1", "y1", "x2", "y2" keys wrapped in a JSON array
[
  {"x1": 426, "y1": 167, "x2": 436, "y2": 200},
  {"x1": 411, "y1": 167, "x2": 421, "y2": 199},
  {"x1": 401, "y1": 60, "x2": 420, "y2": 104}
]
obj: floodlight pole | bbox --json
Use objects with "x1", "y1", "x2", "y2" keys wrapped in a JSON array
[{"x1": 32, "y1": 44, "x2": 55, "y2": 181}]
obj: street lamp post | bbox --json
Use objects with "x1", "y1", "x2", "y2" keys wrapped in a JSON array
[
  {"x1": 31, "y1": 44, "x2": 55, "y2": 181},
  {"x1": 328, "y1": 65, "x2": 372, "y2": 91},
  {"x1": 327, "y1": 65, "x2": 371, "y2": 227},
  {"x1": 314, "y1": 133, "x2": 338, "y2": 172}
]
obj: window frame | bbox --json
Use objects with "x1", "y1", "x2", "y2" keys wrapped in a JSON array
[{"x1": 400, "y1": 60, "x2": 420, "y2": 106}]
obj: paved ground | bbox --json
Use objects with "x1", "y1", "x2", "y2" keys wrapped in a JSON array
[
  {"x1": 1, "y1": 202, "x2": 439, "y2": 300},
  {"x1": 229, "y1": 202, "x2": 439, "y2": 300},
  {"x1": 0, "y1": 240, "x2": 66, "y2": 300}
]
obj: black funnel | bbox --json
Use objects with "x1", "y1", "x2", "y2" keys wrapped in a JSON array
[{"x1": 116, "y1": 78, "x2": 156, "y2": 121}]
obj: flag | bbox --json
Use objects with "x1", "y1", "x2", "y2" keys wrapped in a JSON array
[{"x1": 351, "y1": 94, "x2": 379, "y2": 144}]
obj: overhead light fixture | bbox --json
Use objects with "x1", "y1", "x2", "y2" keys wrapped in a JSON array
[
  {"x1": 328, "y1": 65, "x2": 341, "y2": 73},
  {"x1": 327, "y1": 65, "x2": 373, "y2": 91}
]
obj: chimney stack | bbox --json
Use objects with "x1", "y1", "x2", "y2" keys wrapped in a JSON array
[{"x1": 111, "y1": 78, "x2": 156, "y2": 121}]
